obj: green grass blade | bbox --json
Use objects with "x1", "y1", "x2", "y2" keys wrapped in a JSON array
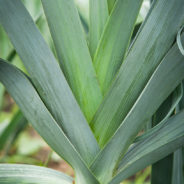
[
  {"x1": 0, "y1": 164, "x2": 73, "y2": 184},
  {"x1": 93, "y1": 0, "x2": 143, "y2": 94},
  {"x1": 0, "y1": 60, "x2": 99, "y2": 184},
  {"x1": 110, "y1": 111, "x2": 184, "y2": 184},
  {"x1": 0, "y1": 0, "x2": 100, "y2": 165},
  {"x1": 0, "y1": 111, "x2": 27, "y2": 151},
  {"x1": 172, "y1": 149, "x2": 184, "y2": 184},
  {"x1": 90, "y1": 33, "x2": 184, "y2": 183},
  {"x1": 89, "y1": 0, "x2": 108, "y2": 58},
  {"x1": 41, "y1": 0, "x2": 103, "y2": 122},
  {"x1": 91, "y1": 0, "x2": 184, "y2": 146},
  {"x1": 107, "y1": 0, "x2": 117, "y2": 13}
]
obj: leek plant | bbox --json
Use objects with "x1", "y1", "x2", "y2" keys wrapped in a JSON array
[
  {"x1": 0, "y1": 0, "x2": 47, "y2": 153},
  {"x1": 0, "y1": 0, "x2": 184, "y2": 184}
]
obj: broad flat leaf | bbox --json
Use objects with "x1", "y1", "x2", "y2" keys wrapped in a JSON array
[
  {"x1": 0, "y1": 60, "x2": 99, "y2": 184},
  {"x1": 109, "y1": 110, "x2": 184, "y2": 184},
  {"x1": 93, "y1": 0, "x2": 143, "y2": 94},
  {"x1": 91, "y1": 0, "x2": 184, "y2": 147},
  {"x1": 90, "y1": 32, "x2": 184, "y2": 183},
  {"x1": 89, "y1": 0, "x2": 109, "y2": 58},
  {"x1": 0, "y1": 111, "x2": 27, "y2": 151},
  {"x1": 172, "y1": 149, "x2": 184, "y2": 184},
  {"x1": 0, "y1": 0, "x2": 100, "y2": 165},
  {"x1": 0, "y1": 164, "x2": 73, "y2": 184},
  {"x1": 42, "y1": 0, "x2": 103, "y2": 122}
]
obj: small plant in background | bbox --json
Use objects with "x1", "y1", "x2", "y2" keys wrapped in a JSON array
[{"x1": 0, "y1": 0, "x2": 184, "y2": 184}]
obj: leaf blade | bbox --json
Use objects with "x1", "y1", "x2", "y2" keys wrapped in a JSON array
[
  {"x1": 172, "y1": 149, "x2": 184, "y2": 184},
  {"x1": 0, "y1": 60, "x2": 99, "y2": 184},
  {"x1": 107, "y1": 0, "x2": 117, "y2": 13},
  {"x1": 93, "y1": 0, "x2": 143, "y2": 94},
  {"x1": 91, "y1": 0, "x2": 184, "y2": 146},
  {"x1": 42, "y1": 0, "x2": 103, "y2": 122},
  {"x1": 0, "y1": 164, "x2": 73, "y2": 184},
  {"x1": 150, "y1": 85, "x2": 183, "y2": 184},
  {"x1": 110, "y1": 111, "x2": 184, "y2": 184},
  {"x1": 0, "y1": 111, "x2": 27, "y2": 151},
  {"x1": 89, "y1": 0, "x2": 109, "y2": 58},
  {"x1": 90, "y1": 31, "x2": 184, "y2": 183},
  {"x1": 0, "y1": 0, "x2": 99, "y2": 165}
]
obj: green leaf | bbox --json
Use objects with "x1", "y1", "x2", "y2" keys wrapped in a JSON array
[
  {"x1": 172, "y1": 149, "x2": 184, "y2": 184},
  {"x1": 91, "y1": 0, "x2": 184, "y2": 147},
  {"x1": 0, "y1": 60, "x2": 99, "y2": 184},
  {"x1": 74, "y1": 0, "x2": 89, "y2": 27},
  {"x1": 131, "y1": 22, "x2": 142, "y2": 43},
  {"x1": 0, "y1": 111, "x2": 27, "y2": 151},
  {"x1": 22, "y1": 0, "x2": 42, "y2": 20},
  {"x1": 152, "y1": 84, "x2": 183, "y2": 127},
  {"x1": 41, "y1": 0, "x2": 103, "y2": 122},
  {"x1": 107, "y1": 0, "x2": 116, "y2": 13},
  {"x1": 0, "y1": 83, "x2": 5, "y2": 110},
  {"x1": 0, "y1": 26, "x2": 13, "y2": 59},
  {"x1": 93, "y1": 0, "x2": 143, "y2": 94},
  {"x1": 0, "y1": 164, "x2": 73, "y2": 184},
  {"x1": 0, "y1": 29, "x2": 17, "y2": 110},
  {"x1": 89, "y1": 0, "x2": 109, "y2": 58},
  {"x1": 150, "y1": 85, "x2": 182, "y2": 184},
  {"x1": 0, "y1": 0, "x2": 100, "y2": 165},
  {"x1": 135, "y1": 84, "x2": 182, "y2": 143},
  {"x1": 177, "y1": 25, "x2": 184, "y2": 56},
  {"x1": 110, "y1": 110, "x2": 184, "y2": 184},
  {"x1": 151, "y1": 154, "x2": 173, "y2": 184},
  {"x1": 172, "y1": 95, "x2": 184, "y2": 184},
  {"x1": 34, "y1": 13, "x2": 56, "y2": 57},
  {"x1": 79, "y1": 12, "x2": 89, "y2": 35},
  {"x1": 179, "y1": 82, "x2": 184, "y2": 109},
  {"x1": 90, "y1": 32, "x2": 184, "y2": 183}
]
